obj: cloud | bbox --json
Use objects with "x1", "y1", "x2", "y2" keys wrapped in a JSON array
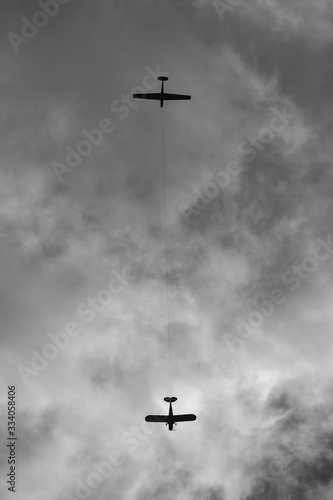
[{"x1": 1, "y1": 1, "x2": 333, "y2": 499}]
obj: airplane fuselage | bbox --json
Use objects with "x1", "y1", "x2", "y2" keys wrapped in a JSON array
[
  {"x1": 159, "y1": 77, "x2": 167, "y2": 108},
  {"x1": 167, "y1": 401, "x2": 175, "y2": 430}
]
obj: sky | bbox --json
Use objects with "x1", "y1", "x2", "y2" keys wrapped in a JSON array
[{"x1": 1, "y1": 0, "x2": 333, "y2": 499}]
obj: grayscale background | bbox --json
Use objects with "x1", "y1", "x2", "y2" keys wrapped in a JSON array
[{"x1": 1, "y1": 1, "x2": 333, "y2": 499}]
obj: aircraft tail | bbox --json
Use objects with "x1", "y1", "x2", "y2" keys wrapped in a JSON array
[{"x1": 164, "y1": 397, "x2": 177, "y2": 403}]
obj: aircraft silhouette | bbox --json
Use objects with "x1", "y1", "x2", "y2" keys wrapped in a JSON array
[
  {"x1": 133, "y1": 76, "x2": 191, "y2": 108},
  {"x1": 145, "y1": 397, "x2": 196, "y2": 431}
]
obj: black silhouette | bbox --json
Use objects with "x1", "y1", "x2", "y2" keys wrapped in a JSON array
[
  {"x1": 145, "y1": 397, "x2": 196, "y2": 431},
  {"x1": 133, "y1": 76, "x2": 191, "y2": 108}
]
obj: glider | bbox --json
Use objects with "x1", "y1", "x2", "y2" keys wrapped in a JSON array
[
  {"x1": 145, "y1": 397, "x2": 196, "y2": 431},
  {"x1": 133, "y1": 76, "x2": 191, "y2": 108}
]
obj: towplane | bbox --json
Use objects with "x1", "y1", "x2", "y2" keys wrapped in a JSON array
[
  {"x1": 145, "y1": 397, "x2": 196, "y2": 431},
  {"x1": 133, "y1": 76, "x2": 191, "y2": 108}
]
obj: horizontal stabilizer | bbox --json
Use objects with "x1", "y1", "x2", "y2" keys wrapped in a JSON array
[
  {"x1": 173, "y1": 414, "x2": 196, "y2": 422},
  {"x1": 145, "y1": 415, "x2": 168, "y2": 423},
  {"x1": 164, "y1": 397, "x2": 177, "y2": 403}
]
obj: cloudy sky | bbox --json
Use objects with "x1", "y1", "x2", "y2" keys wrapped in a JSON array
[{"x1": 1, "y1": 0, "x2": 333, "y2": 499}]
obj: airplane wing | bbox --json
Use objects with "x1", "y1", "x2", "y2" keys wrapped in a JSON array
[
  {"x1": 162, "y1": 93, "x2": 191, "y2": 101},
  {"x1": 173, "y1": 414, "x2": 197, "y2": 422},
  {"x1": 145, "y1": 415, "x2": 168, "y2": 423},
  {"x1": 133, "y1": 93, "x2": 162, "y2": 100}
]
